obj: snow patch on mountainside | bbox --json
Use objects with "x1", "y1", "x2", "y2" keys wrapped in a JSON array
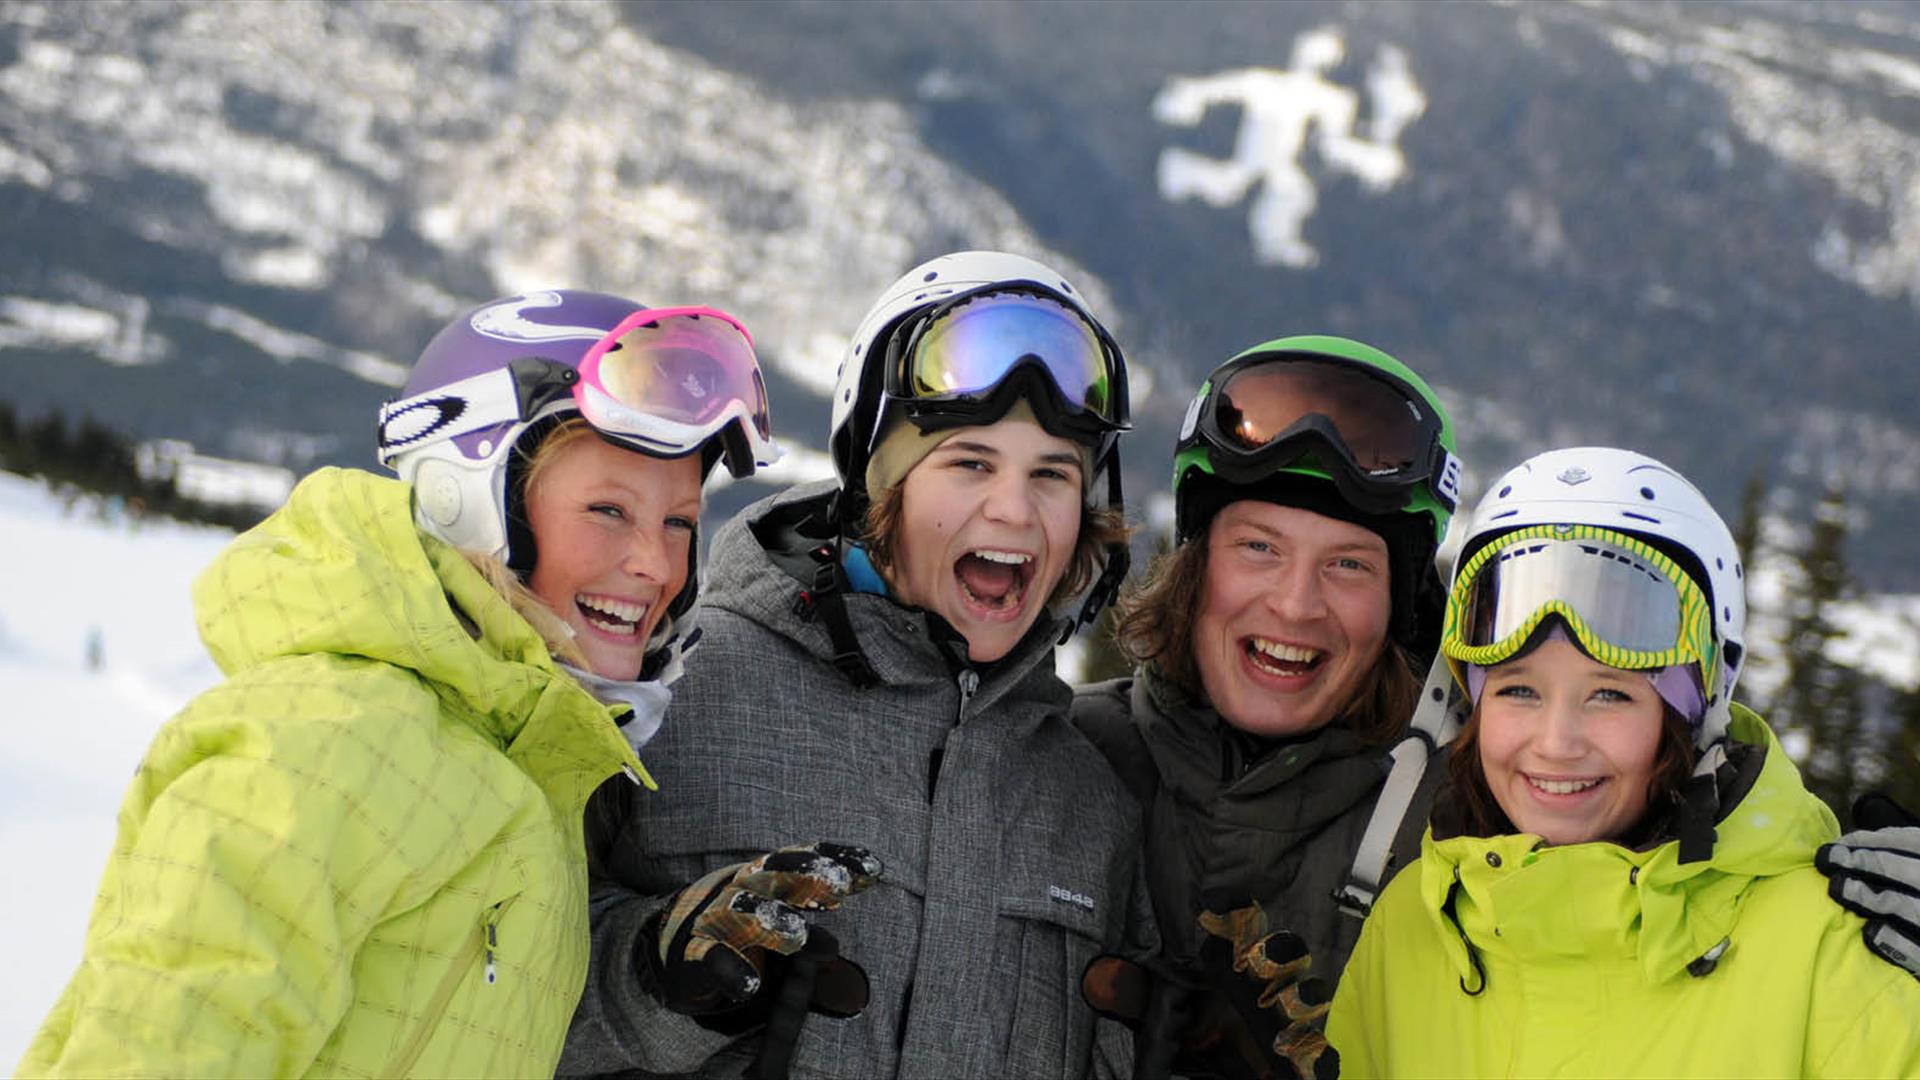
[
  {"x1": 1587, "y1": 4, "x2": 1920, "y2": 307},
  {"x1": 0, "y1": 0, "x2": 1127, "y2": 404}
]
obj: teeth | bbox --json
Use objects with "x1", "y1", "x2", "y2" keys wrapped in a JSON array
[
  {"x1": 1529, "y1": 777, "x2": 1602, "y2": 795},
  {"x1": 972, "y1": 549, "x2": 1032, "y2": 565},
  {"x1": 578, "y1": 595, "x2": 648, "y2": 635},
  {"x1": 1251, "y1": 638, "x2": 1321, "y2": 663}
]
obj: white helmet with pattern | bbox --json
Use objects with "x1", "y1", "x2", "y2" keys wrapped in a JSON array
[{"x1": 1455, "y1": 446, "x2": 1747, "y2": 751}]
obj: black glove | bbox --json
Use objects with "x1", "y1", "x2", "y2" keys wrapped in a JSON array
[
  {"x1": 1817, "y1": 792, "x2": 1920, "y2": 978},
  {"x1": 1080, "y1": 904, "x2": 1336, "y2": 1080},
  {"x1": 644, "y1": 842, "x2": 881, "y2": 1027},
  {"x1": 1194, "y1": 900, "x2": 1338, "y2": 1080}
]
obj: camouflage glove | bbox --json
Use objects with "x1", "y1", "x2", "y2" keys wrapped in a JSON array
[
  {"x1": 644, "y1": 842, "x2": 881, "y2": 1028},
  {"x1": 1817, "y1": 792, "x2": 1920, "y2": 978},
  {"x1": 1082, "y1": 952, "x2": 1278, "y2": 1080},
  {"x1": 1194, "y1": 899, "x2": 1338, "y2": 1080}
]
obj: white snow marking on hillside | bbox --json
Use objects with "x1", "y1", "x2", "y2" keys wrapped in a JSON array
[{"x1": 1153, "y1": 26, "x2": 1426, "y2": 268}]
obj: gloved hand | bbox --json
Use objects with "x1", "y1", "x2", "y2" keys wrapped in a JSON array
[
  {"x1": 644, "y1": 842, "x2": 882, "y2": 1028},
  {"x1": 1816, "y1": 792, "x2": 1920, "y2": 978},
  {"x1": 1195, "y1": 899, "x2": 1338, "y2": 1080},
  {"x1": 1078, "y1": 901, "x2": 1335, "y2": 1080}
]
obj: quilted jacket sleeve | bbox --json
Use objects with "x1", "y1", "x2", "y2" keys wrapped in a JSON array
[{"x1": 20, "y1": 661, "x2": 467, "y2": 1078}]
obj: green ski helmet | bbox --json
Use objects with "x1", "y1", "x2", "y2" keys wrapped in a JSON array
[{"x1": 1172, "y1": 334, "x2": 1461, "y2": 657}]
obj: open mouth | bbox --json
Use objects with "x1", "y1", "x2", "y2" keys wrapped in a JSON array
[
  {"x1": 1244, "y1": 636, "x2": 1324, "y2": 678},
  {"x1": 954, "y1": 549, "x2": 1035, "y2": 615},
  {"x1": 576, "y1": 594, "x2": 649, "y2": 638},
  {"x1": 1527, "y1": 775, "x2": 1604, "y2": 796}
]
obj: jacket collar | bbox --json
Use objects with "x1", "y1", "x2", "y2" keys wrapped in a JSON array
[
  {"x1": 1132, "y1": 666, "x2": 1388, "y2": 829},
  {"x1": 1418, "y1": 705, "x2": 1838, "y2": 985},
  {"x1": 704, "y1": 480, "x2": 1071, "y2": 725},
  {"x1": 197, "y1": 468, "x2": 644, "y2": 811}
]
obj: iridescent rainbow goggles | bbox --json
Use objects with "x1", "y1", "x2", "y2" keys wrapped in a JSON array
[
  {"x1": 1441, "y1": 524, "x2": 1718, "y2": 701},
  {"x1": 880, "y1": 287, "x2": 1129, "y2": 448}
]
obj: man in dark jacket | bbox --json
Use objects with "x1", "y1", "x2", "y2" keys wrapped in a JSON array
[{"x1": 1074, "y1": 336, "x2": 1460, "y2": 1080}]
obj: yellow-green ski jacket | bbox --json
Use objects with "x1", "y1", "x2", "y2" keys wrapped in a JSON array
[
  {"x1": 1328, "y1": 706, "x2": 1920, "y2": 1078},
  {"x1": 21, "y1": 468, "x2": 646, "y2": 1078}
]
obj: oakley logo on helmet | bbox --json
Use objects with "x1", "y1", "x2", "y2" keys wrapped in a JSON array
[
  {"x1": 469, "y1": 291, "x2": 611, "y2": 343},
  {"x1": 1557, "y1": 466, "x2": 1592, "y2": 486},
  {"x1": 379, "y1": 396, "x2": 467, "y2": 451}
]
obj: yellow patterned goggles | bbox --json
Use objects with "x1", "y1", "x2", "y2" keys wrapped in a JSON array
[{"x1": 1442, "y1": 524, "x2": 1718, "y2": 699}]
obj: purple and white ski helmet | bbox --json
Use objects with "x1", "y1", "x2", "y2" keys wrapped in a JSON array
[{"x1": 378, "y1": 289, "x2": 776, "y2": 643}]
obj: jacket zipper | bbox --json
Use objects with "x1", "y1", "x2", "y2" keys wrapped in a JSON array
[
  {"x1": 956, "y1": 668, "x2": 979, "y2": 721},
  {"x1": 901, "y1": 667, "x2": 983, "y2": 1057},
  {"x1": 382, "y1": 897, "x2": 518, "y2": 1076}
]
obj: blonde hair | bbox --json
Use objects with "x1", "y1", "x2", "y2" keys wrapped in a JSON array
[
  {"x1": 459, "y1": 548, "x2": 589, "y2": 669},
  {"x1": 455, "y1": 418, "x2": 603, "y2": 670}
]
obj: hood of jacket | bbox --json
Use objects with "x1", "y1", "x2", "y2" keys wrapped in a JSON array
[
  {"x1": 192, "y1": 467, "x2": 641, "y2": 802},
  {"x1": 1134, "y1": 666, "x2": 1389, "y2": 853},
  {"x1": 697, "y1": 479, "x2": 1072, "y2": 723},
  {"x1": 1419, "y1": 704, "x2": 1839, "y2": 986}
]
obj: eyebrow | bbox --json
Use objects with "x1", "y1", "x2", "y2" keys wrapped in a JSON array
[
  {"x1": 935, "y1": 442, "x2": 1082, "y2": 468},
  {"x1": 1226, "y1": 517, "x2": 1385, "y2": 554}
]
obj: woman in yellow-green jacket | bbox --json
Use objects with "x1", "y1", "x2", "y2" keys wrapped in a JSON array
[
  {"x1": 21, "y1": 291, "x2": 799, "y2": 1077},
  {"x1": 1328, "y1": 447, "x2": 1920, "y2": 1078}
]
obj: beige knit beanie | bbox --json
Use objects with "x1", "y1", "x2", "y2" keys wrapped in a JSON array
[{"x1": 862, "y1": 400, "x2": 1093, "y2": 499}]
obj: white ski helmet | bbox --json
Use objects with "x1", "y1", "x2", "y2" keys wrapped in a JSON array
[
  {"x1": 827, "y1": 250, "x2": 1129, "y2": 525},
  {"x1": 1455, "y1": 446, "x2": 1747, "y2": 750}
]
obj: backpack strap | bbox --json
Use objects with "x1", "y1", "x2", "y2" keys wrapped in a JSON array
[{"x1": 1334, "y1": 654, "x2": 1466, "y2": 918}]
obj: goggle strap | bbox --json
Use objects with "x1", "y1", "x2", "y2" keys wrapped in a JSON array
[{"x1": 1434, "y1": 448, "x2": 1463, "y2": 512}]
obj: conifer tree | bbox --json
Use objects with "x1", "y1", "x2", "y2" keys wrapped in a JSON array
[{"x1": 1773, "y1": 481, "x2": 1863, "y2": 817}]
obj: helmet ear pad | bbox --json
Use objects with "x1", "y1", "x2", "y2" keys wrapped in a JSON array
[{"x1": 1178, "y1": 471, "x2": 1442, "y2": 662}]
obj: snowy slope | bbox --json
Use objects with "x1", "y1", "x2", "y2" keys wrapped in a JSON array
[{"x1": 0, "y1": 472, "x2": 229, "y2": 1065}]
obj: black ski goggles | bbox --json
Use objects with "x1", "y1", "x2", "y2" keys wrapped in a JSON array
[{"x1": 1182, "y1": 351, "x2": 1459, "y2": 515}]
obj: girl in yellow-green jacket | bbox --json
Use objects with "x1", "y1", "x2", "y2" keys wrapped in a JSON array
[
  {"x1": 1328, "y1": 446, "x2": 1920, "y2": 1078},
  {"x1": 20, "y1": 291, "x2": 819, "y2": 1077}
]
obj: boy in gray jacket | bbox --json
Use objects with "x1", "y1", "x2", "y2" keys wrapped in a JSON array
[{"x1": 562, "y1": 252, "x2": 1150, "y2": 1078}]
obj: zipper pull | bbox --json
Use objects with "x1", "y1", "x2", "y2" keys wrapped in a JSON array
[{"x1": 485, "y1": 919, "x2": 499, "y2": 985}]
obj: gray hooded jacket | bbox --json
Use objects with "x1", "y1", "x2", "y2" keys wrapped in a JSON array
[{"x1": 562, "y1": 480, "x2": 1145, "y2": 1078}]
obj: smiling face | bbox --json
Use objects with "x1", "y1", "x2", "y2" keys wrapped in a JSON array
[
  {"x1": 525, "y1": 433, "x2": 701, "y2": 680},
  {"x1": 1476, "y1": 635, "x2": 1666, "y2": 845},
  {"x1": 887, "y1": 417, "x2": 1084, "y2": 663},
  {"x1": 1190, "y1": 500, "x2": 1393, "y2": 737}
]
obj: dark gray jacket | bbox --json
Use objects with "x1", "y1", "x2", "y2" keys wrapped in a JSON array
[
  {"x1": 1072, "y1": 670, "x2": 1441, "y2": 982},
  {"x1": 562, "y1": 481, "x2": 1145, "y2": 1078}
]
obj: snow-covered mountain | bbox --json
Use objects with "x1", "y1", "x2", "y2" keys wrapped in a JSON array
[{"x1": 5, "y1": 0, "x2": 1920, "y2": 588}]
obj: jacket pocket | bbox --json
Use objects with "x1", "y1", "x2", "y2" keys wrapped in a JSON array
[
  {"x1": 993, "y1": 892, "x2": 1106, "y2": 1078},
  {"x1": 382, "y1": 895, "x2": 519, "y2": 1077}
]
